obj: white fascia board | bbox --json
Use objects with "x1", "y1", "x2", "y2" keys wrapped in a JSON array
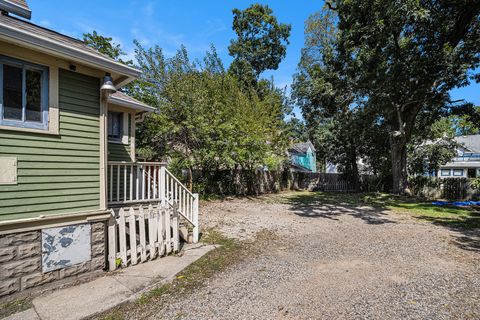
[
  {"x1": 0, "y1": 23, "x2": 141, "y2": 81},
  {"x1": 108, "y1": 96, "x2": 156, "y2": 113}
]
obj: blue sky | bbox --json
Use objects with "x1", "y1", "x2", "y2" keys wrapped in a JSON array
[{"x1": 29, "y1": 0, "x2": 479, "y2": 115}]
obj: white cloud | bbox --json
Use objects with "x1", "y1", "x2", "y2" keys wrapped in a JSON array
[{"x1": 39, "y1": 19, "x2": 51, "y2": 27}]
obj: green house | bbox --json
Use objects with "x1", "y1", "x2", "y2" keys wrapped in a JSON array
[
  {"x1": 0, "y1": 0, "x2": 198, "y2": 298},
  {"x1": 288, "y1": 141, "x2": 317, "y2": 173}
]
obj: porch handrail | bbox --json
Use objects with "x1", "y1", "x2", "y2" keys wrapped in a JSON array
[
  {"x1": 108, "y1": 161, "x2": 168, "y2": 166},
  {"x1": 107, "y1": 161, "x2": 199, "y2": 242},
  {"x1": 164, "y1": 168, "x2": 195, "y2": 198}
]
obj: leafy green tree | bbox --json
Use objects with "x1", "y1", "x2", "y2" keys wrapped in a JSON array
[
  {"x1": 83, "y1": 31, "x2": 133, "y2": 65},
  {"x1": 132, "y1": 43, "x2": 288, "y2": 191},
  {"x1": 293, "y1": 6, "x2": 384, "y2": 189},
  {"x1": 333, "y1": 0, "x2": 480, "y2": 193},
  {"x1": 228, "y1": 4, "x2": 291, "y2": 84},
  {"x1": 300, "y1": 1, "x2": 480, "y2": 194},
  {"x1": 285, "y1": 117, "x2": 308, "y2": 142}
]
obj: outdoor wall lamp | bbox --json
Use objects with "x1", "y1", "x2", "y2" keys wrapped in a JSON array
[{"x1": 100, "y1": 73, "x2": 116, "y2": 94}]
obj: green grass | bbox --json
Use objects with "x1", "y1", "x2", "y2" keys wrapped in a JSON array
[
  {"x1": 274, "y1": 191, "x2": 480, "y2": 230},
  {"x1": 0, "y1": 297, "x2": 32, "y2": 319}
]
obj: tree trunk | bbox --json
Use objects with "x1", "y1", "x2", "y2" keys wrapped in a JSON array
[
  {"x1": 351, "y1": 158, "x2": 360, "y2": 192},
  {"x1": 187, "y1": 166, "x2": 193, "y2": 192},
  {"x1": 390, "y1": 134, "x2": 408, "y2": 194}
]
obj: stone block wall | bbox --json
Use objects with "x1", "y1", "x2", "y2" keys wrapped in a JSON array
[{"x1": 0, "y1": 221, "x2": 106, "y2": 298}]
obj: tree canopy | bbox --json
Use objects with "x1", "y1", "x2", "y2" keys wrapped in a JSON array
[
  {"x1": 228, "y1": 4, "x2": 291, "y2": 84},
  {"x1": 294, "y1": 1, "x2": 480, "y2": 193}
]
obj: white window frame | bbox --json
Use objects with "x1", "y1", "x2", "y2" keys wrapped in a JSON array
[
  {"x1": 440, "y1": 169, "x2": 451, "y2": 177},
  {"x1": 453, "y1": 169, "x2": 463, "y2": 177},
  {"x1": 108, "y1": 110, "x2": 129, "y2": 145},
  {"x1": 0, "y1": 55, "x2": 49, "y2": 130}
]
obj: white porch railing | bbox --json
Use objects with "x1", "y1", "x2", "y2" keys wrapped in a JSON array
[{"x1": 107, "y1": 161, "x2": 199, "y2": 242}]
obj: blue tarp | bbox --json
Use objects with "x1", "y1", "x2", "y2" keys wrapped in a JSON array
[{"x1": 432, "y1": 201, "x2": 480, "y2": 207}]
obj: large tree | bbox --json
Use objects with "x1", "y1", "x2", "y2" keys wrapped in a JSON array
[
  {"x1": 228, "y1": 4, "x2": 291, "y2": 85},
  {"x1": 334, "y1": 0, "x2": 480, "y2": 193},
  {"x1": 319, "y1": 0, "x2": 480, "y2": 193},
  {"x1": 83, "y1": 31, "x2": 132, "y2": 65},
  {"x1": 293, "y1": 7, "x2": 391, "y2": 188}
]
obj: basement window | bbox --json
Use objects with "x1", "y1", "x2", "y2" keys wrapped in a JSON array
[{"x1": 0, "y1": 55, "x2": 49, "y2": 130}]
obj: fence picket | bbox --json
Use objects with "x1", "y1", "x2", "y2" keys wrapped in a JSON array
[
  {"x1": 128, "y1": 207, "x2": 138, "y2": 265},
  {"x1": 148, "y1": 203, "x2": 157, "y2": 259},
  {"x1": 138, "y1": 205, "x2": 147, "y2": 262},
  {"x1": 108, "y1": 214, "x2": 117, "y2": 271},
  {"x1": 165, "y1": 204, "x2": 172, "y2": 254},
  {"x1": 118, "y1": 208, "x2": 127, "y2": 267},
  {"x1": 157, "y1": 203, "x2": 165, "y2": 256},
  {"x1": 172, "y1": 207, "x2": 179, "y2": 252}
]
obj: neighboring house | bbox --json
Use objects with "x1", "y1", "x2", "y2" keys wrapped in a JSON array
[
  {"x1": 0, "y1": 1, "x2": 198, "y2": 298},
  {"x1": 438, "y1": 134, "x2": 480, "y2": 178},
  {"x1": 288, "y1": 141, "x2": 317, "y2": 173}
]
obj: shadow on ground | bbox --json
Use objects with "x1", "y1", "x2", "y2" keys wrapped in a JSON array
[
  {"x1": 283, "y1": 193, "x2": 396, "y2": 225},
  {"x1": 280, "y1": 191, "x2": 480, "y2": 253}
]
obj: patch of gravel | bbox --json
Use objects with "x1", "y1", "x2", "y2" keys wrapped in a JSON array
[{"x1": 147, "y1": 193, "x2": 480, "y2": 319}]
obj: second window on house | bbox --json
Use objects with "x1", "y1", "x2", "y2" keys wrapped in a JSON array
[{"x1": 108, "y1": 111, "x2": 123, "y2": 141}]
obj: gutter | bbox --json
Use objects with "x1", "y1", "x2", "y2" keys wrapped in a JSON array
[
  {"x1": 108, "y1": 95, "x2": 156, "y2": 113},
  {"x1": 0, "y1": 22, "x2": 141, "y2": 80}
]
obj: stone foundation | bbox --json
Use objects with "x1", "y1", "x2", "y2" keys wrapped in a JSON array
[{"x1": 0, "y1": 221, "x2": 107, "y2": 298}]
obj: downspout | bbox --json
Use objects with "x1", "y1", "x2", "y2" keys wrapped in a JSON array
[{"x1": 99, "y1": 92, "x2": 108, "y2": 210}]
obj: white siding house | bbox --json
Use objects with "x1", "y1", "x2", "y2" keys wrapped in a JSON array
[{"x1": 438, "y1": 135, "x2": 480, "y2": 178}]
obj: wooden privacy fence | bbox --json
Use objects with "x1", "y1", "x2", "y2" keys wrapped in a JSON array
[
  {"x1": 107, "y1": 203, "x2": 180, "y2": 270},
  {"x1": 292, "y1": 172, "x2": 358, "y2": 192},
  {"x1": 316, "y1": 173, "x2": 356, "y2": 192}
]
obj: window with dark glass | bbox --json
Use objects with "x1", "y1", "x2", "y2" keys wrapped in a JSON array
[
  {"x1": 0, "y1": 56, "x2": 49, "y2": 129},
  {"x1": 108, "y1": 111, "x2": 123, "y2": 141}
]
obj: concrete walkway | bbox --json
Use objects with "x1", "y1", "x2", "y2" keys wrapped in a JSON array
[{"x1": 6, "y1": 244, "x2": 215, "y2": 320}]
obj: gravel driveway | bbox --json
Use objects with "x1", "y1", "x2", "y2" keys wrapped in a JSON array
[{"x1": 159, "y1": 193, "x2": 479, "y2": 319}]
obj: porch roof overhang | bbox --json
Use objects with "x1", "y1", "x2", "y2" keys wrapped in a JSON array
[
  {"x1": 0, "y1": 13, "x2": 141, "y2": 86},
  {"x1": 108, "y1": 92, "x2": 156, "y2": 113}
]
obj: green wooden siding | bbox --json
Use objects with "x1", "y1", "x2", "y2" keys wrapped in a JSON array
[
  {"x1": 0, "y1": 69, "x2": 101, "y2": 221},
  {"x1": 108, "y1": 142, "x2": 131, "y2": 161}
]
